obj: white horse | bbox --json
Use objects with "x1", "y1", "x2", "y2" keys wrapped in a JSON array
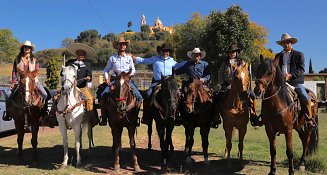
[{"x1": 56, "y1": 65, "x2": 93, "y2": 168}]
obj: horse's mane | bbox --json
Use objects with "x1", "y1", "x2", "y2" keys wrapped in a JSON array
[{"x1": 257, "y1": 59, "x2": 292, "y2": 106}]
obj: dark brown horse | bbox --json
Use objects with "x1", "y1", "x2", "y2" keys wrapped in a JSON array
[
  {"x1": 254, "y1": 58, "x2": 318, "y2": 175},
  {"x1": 106, "y1": 69, "x2": 141, "y2": 172},
  {"x1": 147, "y1": 75, "x2": 179, "y2": 171},
  {"x1": 7, "y1": 68, "x2": 44, "y2": 164},
  {"x1": 219, "y1": 63, "x2": 251, "y2": 164},
  {"x1": 180, "y1": 77, "x2": 213, "y2": 164}
]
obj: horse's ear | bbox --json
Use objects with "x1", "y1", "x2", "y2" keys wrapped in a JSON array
[
  {"x1": 127, "y1": 68, "x2": 132, "y2": 77},
  {"x1": 260, "y1": 54, "x2": 264, "y2": 63},
  {"x1": 114, "y1": 70, "x2": 119, "y2": 76},
  {"x1": 273, "y1": 57, "x2": 279, "y2": 66},
  {"x1": 244, "y1": 63, "x2": 249, "y2": 69},
  {"x1": 172, "y1": 68, "x2": 176, "y2": 79},
  {"x1": 31, "y1": 69, "x2": 38, "y2": 77},
  {"x1": 161, "y1": 73, "x2": 165, "y2": 81}
]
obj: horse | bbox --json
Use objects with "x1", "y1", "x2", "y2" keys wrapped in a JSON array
[
  {"x1": 147, "y1": 74, "x2": 180, "y2": 171},
  {"x1": 6, "y1": 68, "x2": 44, "y2": 164},
  {"x1": 254, "y1": 57, "x2": 318, "y2": 175},
  {"x1": 56, "y1": 65, "x2": 93, "y2": 168},
  {"x1": 218, "y1": 63, "x2": 251, "y2": 164},
  {"x1": 180, "y1": 77, "x2": 213, "y2": 164},
  {"x1": 105, "y1": 69, "x2": 141, "y2": 172}
]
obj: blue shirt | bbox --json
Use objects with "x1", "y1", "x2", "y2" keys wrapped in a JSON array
[
  {"x1": 135, "y1": 56, "x2": 177, "y2": 81},
  {"x1": 174, "y1": 60, "x2": 211, "y2": 83},
  {"x1": 103, "y1": 53, "x2": 135, "y2": 79}
]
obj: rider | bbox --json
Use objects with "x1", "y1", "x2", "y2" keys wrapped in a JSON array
[
  {"x1": 174, "y1": 47, "x2": 220, "y2": 128},
  {"x1": 4, "y1": 40, "x2": 49, "y2": 123},
  {"x1": 274, "y1": 33, "x2": 315, "y2": 129},
  {"x1": 46, "y1": 43, "x2": 97, "y2": 127},
  {"x1": 99, "y1": 37, "x2": 142, "y2": 126},
  {"x1": 216, "y1": 44, "x2": 259, "y2": 126},
  {"x1": 131, "y1": 43, "x2": 177, "y2": 125}
]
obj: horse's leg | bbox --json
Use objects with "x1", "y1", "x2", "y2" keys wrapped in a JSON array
[
  {"x1": 156, "y1": 122, "x2": 167, "y2": 171},
  {"x1": 167, "y1": 125, "x2": 174, "y2": 153},
  {"x1": 186, "y1": 127, "x2": 195, "y2": 164},
  {"x1": 72, "y1": 123, "x2": 82, "y2": 168},
  {"x1": 238, "y1": 125, "x2": 247, "y2": 161},
  {"x1": 200, "y1": 126, "x2": 210, "y2": 164},
  {"x1": 58, "y1": 123, "x2": 69, "y2": 168},
  {"x1": 285, "y1": 129, "x2": 295, "y2": 175},
  {"x1": 30, "y1": 119, "x2": 40, "y2": 164},
  {"x1": 184, "y1": 126, "x2": 190, "y2": 154},
  {"x1": 223, "y1": 124, "x2": 233, "y2": 159},
  {"x1": 128, "y1": 125, "x2": 141, "y2": 172},
  {"x1": 16, "y1": 125, "x2": 25, "y2": 164},
  {"x1": 265, "y1": 126, "x2": 277, "y2": 175},
  {"x1": 297, "y1": 129, "x2": 309, "y2": 171},
  {"x1": 147, "y1": 118, "x2": 153, "y2": 151},
  {"x1": 112, "y1": 127, "x2": 123, "y2": 171}
]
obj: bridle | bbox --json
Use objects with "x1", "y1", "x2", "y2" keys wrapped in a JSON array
[{"x1": 255, "y1": 69, "x2": 281, "y2": 100}]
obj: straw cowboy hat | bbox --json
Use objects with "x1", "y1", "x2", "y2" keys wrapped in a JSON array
[
  {"x1": 156, "y1": 43, "x2": 174, "y2": 53},
  {"x1": 276, "y1": 33, "x2": 298, "y2": 45},
  {"x1": 187, "y1": 48, "x2": 206, "y2": 59},
  {"x1": 67, "y1": 43, "x2": 96, "y2": 58},
  {"x1": 112, "y1": 37, "x2": 130, "y2": 49},
  {"x1": 20, "y1": 40, "x2": 35, "y2": 51},
  {"x1": 226, "y1": 44, "x2": 241, "y2": 53}
]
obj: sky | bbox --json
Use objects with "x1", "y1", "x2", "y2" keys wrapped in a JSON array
[{"x1": 1, "y1": 0, "x2": 326, "y2": 72}]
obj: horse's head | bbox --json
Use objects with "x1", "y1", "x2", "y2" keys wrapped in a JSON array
[
  {"x1": 61, "y1": 65, "x2": 77, "y2": 95},
  {"x1": 112, "y1": 69, "x2": 132, "y2": 112},
  {"x1": 160, "y1": 74, "x2": 180, "y2": 119},
  {"x1": 254, "y1": 56, "x2": 278, "y2": 97},
  {"x1": 231, "y1": 63, "x2": 249, "y2": 99},
  {"x1": 181, "y1": 77, "x2": 204, "y2": 113},
  {"x1": 17, "y1": 68, "x2": 38, "y2": 104}
]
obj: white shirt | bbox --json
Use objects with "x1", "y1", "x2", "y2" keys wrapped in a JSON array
[
  {"x1": 282, "y1": 51, "x2": 291, "y2": 74},
  {"x1": 103, "y1": 53, "x2": 135, "y2": 79}
]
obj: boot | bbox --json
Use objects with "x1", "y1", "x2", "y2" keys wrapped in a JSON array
[
  {"x1": 3, "y1": 100, "x2": 13, "y2": 121},
  {"x1": 304, "y1": 100, "x2": 315, "y2": 129},
  {"x1": 99, "y1": 98, "x2": 108, "y2": 126},
  {"x1": 249, "y1": 98, "x2": 263, "y2": 127},
  {"x1": 141, "y1": 98, "x2": 151, "y2": 125}
]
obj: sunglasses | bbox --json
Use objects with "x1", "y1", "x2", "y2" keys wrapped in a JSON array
[
  {"x1": 162, "y1": 49, "x2": 170, "y2": 52},
  {"x1": 118, "y1": 43, "x2": 127, "y2": 46},
  {"x1": 24, "y1": 46, "x2": 32, "y2": 49}
]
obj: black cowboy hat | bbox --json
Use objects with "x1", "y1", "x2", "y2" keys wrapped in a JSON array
[
  {"x1": 226, "y1": 44, "x2": 241, "y2": 53},
  {"x1": 157, "y1": 43, "x2": 174, "y2": 53}
]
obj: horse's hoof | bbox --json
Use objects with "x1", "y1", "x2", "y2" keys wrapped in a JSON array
[
  {"x1": 161, "y1": 165, "x2": 168, "y2": 173},
  {"x1": 134, "y1": 165, "x2": 141, "y2": 172},
  {"x1": 268, "y1": 172, "x2": 275, "y2": 175},
  {"x1": 299, "y1": 165, "x2": 305, "y2": 171},
  {"x1": 29, "y1": 161, "x2": 37, "y2": 168},
  {"x1": 59, "y1": 164, "x2": 67, "y2": 169},
  {"x1": 76, "y1": 162, "x2": 82, "y2": 168},
  {"x1": 204, "y1": 157, "x2": 209, "y2": 165},
  {"x1": 186, "y1": 156, "x2": 192, "y2": 164},
  {"x1": 114, "y1": 164, "x2": 120, "y2": 171}
]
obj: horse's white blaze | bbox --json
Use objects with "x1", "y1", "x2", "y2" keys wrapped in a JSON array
[
  {"x1": 240, "y1": 72, "x2": 245, "y2": 80},
  {"x1": 25, "y1": 77, "x2": 30, "y2": 102},
  {"x1": 120, "y1": 78, "x2": 125, "y2": 86}
]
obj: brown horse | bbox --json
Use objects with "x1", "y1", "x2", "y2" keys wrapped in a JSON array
[
  {"x1": 219, "y1": 63, "x2": 251, "y2": 163},
  {"x1": 254, "y1": 58, "x2": 318, "y2": 175},
  {"x1": 6, "y1": 68, "x2": 44, "y2": 164},
  {"x1": 106, "y1": 69, "x2": 141, "y2": 172},
  {"x1": 180, "y1": 77, "x2": 213, "y2": 164}
]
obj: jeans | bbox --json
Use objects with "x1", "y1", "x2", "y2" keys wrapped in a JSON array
[
  {"x1": 36, "y1": 82, "x2": 48, "y2": 98},
  {"x1": 146, "y1": 82, "x2": 159, "y2": 98},
  {"x1": 293, "y1": 84, "x2": 310, "y2": 103}
]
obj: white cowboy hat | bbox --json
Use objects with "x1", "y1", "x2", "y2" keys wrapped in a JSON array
[
  {"x1": 20, "y1": 40, "x2": 35, "y2": 51},
  {"x1": 112, "y1": 37, "x2": 130, "y2": 49},
  {"x1": 276, "y1": 33, "x2": 298, "y2": 45},
  {"x1": 67, "y1": 43, "x2": 96, "y2": 58},
  {"x1": 187, "y1": 48, "x2": 206, "y2": 59}
]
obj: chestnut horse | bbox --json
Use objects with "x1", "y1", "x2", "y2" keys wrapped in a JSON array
[
  {"x1": 180, "y1": 77, "x2": 213, "y2": 164},
  {"x1": 7, "y1": 68, "x2": 43, "y2": 164},
  {"x1": 254, "y1": 58, "x2": 318, "y2": 175},
  {"x1": 106, "y1": 70, "x2": 141, "y2": 172},
  {"x1": 219, "y1": 63, "x2": 251, "y2": 163}
]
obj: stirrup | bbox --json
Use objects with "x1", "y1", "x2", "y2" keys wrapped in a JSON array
[
  {"x1": 24, "y1": 125, "x2": 31, "y2": 133},
  {"x1": 2, "y1": 112, "x2": 12, "y2": 121},
  {"x1": 210, "y1": 121, "x2": 219, "y2": 129},
  {"x1": 250, "y1": 115, "x2": 263, "y2": 127}
]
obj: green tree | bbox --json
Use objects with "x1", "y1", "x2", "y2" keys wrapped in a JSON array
[
  {"x1": 45, "y1": 59, "x2": 60, "y2": 90},
  {"x1": 76, "y1": 29, "x2": 100, "y2": 48},
  {"x1": 0, "y1": 29, "x2": 20, "y2": 63},
  {"x1": 309, "y1": 58, "x2": 314, "y2": 73},
  {"x1": 102, "y1": 33, "x2": 117, "y2": 42},
  {"x1": 61, "y1": 38, "x2": 74, "y2": 48}
]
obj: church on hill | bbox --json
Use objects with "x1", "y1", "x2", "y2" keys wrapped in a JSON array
[{"x1": 141, "y1": 14, "x2": 174, "y2": 34}]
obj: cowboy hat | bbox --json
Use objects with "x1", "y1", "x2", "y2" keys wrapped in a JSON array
[
  {"x1": 20, "y1": 40, "x2": 35, "y2": 51},
  {"x1": 67, "y1": 43, "x2": 96, "y2": 58},
  {"x1": 276, "y1": 33, "x2": 298, "y2": 45},
  {"x1": 112, "y1": 37, "x2": 130, "y2": 49},
  {"x1": 157, "y1": 43, "x2": 174, "y2": 53},
  {"x1": 187, "y1": 48, "x2": 206, "y2": 59},
  {"x1": 226, "y1": 44, "x2": 241, "y2": 53}
]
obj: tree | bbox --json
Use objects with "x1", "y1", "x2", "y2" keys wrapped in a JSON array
[
  {"x1": 0, "y1": 29, "x2": 20, "y2": 63},
  {"x1": 102, "y1": 33, "x2": 117, "y2": 42},
  {"x1": 61, "y1": 38, "x2": 74, "y2": 48},
  {"x1": 127, "y1": 21, "x2": 133, "y2": 32},
  {"x1": 309, "y1": 58, "x2": 314, "y2": 73},
  {"x1": 45, "y1": 59, "x2": 60, "y2": 90},
  {"x1": 76, "y1": 29, "x2": 101, "y2": 47}
]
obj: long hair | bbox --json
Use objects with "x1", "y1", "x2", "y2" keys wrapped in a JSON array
[{"x1": 16, "y1": 47, "x2": 35, "y2": 63}]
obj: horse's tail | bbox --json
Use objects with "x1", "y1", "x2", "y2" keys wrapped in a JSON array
[
  {"x1": 90, "y1": 124, "x2": 95, "y2": 147},
  {"x1": 308, "y1": 114, "x2": 319, "y2": 155}
]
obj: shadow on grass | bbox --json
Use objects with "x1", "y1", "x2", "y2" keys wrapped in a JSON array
[{"x1": 0, "y1": 145, "x2": 273, "y2": 174}]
